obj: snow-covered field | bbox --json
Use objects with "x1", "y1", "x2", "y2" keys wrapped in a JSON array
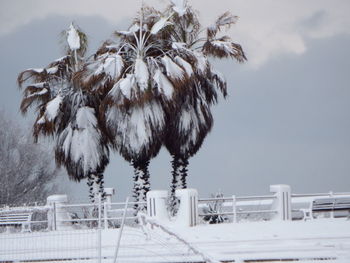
[{"x1": 1, "y1": 218, "x2": 349, "y2": 263}]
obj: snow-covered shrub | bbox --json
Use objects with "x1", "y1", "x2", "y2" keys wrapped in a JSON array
[{"x1": 202, "y1": 192, "x2": 228, "y2": 224}]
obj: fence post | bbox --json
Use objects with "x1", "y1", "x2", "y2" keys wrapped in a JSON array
[
  {"x1": 175, "y1": 189, "x2": 198, "y2": 227},
  {"x1": 97, "y1": 194, "x2": 102, "y2": 263},
  {"x1": 105, "y1": 188, "x2": 115, "y2": 205},
  {"x1": 46, "y1": 195, "x2": 70, "y2": 231},
  {"x1": 232, "y1": 195, "x2": 237, "y2": 223},
  {"x1": 53, "y1": 203, "x2": 57, "y2": 231},
  {"x1": 103, "y1": 202, "x2": 108, "y2": 230},
  {"x1": 270, "y1": 185, "x2": 292, "y2": 221},
  {"x1": 146, "y1": 190, "x2": 169, "y2": 222},
  {"x1": 112, "y1": 197, "x2": 129, "y2": 263}
]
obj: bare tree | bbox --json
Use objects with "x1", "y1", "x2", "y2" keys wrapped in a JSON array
[{"x1": 0, "y1": 110, "x2": 62, "y2": 206}]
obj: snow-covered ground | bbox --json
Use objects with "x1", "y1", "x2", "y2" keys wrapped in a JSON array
[{"x1": 1, "y1": 217, "x2": 349, "y2": 262}]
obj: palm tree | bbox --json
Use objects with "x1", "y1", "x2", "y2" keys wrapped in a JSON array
[
  {"x1": 18, "y1": 23, "x2": 109, "y2": 203},
  {"x1": 160, "y1": 2, "x2": 247, "y2": 212},
  {"x1": 78, "y1": 6, "x2": 189, "y2": 210},
  {"x1": 54, "y1": 89, "x2": 110, "y2": 203}
]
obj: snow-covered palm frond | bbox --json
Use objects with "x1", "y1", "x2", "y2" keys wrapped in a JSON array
[
  {"x1": 171, "y1": 0, "x2": 187, "y2": 16},
  {"x1": 18, "y1": 55, "x2": 72, "y2": 110},
  {"x1": 174, "y1": 56, "x2": 193, "y2": 77},
  {"x1": 56, "y1": 124, "x2": 108, "y2": 181},
  {"x1": 150, "y1": 16, "x2": 172, "y2": 34},
  {"x1": 25, "y1": 86, "x2": 48, "y2": 97},
  {"x1": 182, "y1": 102, "x2": 212, "y2": 156},
  {"x1": 105, "y1": 101, "x2": 165, "y2": 161},
  {"x1": 19, "y1": 83, "x2": 50, "y2": 114},
  {"x1": 63, "y1": 23, "x2": 88, "y2": 59},
  {"x1": 29, "y1": 93, "x2": 65, "y2": 141},
  {"x1": 135, "y1": 58, "x2": 149, "y2": 91},
  {"x1": 153, "y1": 69, "x2": 174, "y2": 99},
  {"x1": 96, "y1": 6, "x2": 189, "y2": 118},
  {"x1": 55, "y1": 97, "x2": 109, "y2": 182},
  {"x1": 207, "y1": 12, "x2": 238, "y2": 39},
  {"x1": 165, "y1": 95, "x2": 213, "y2": 158},
  {"x1": 31, "y1": 92, "x2": 66, "y2": 141},
  {"x1": 17, "y1": 56, "x2": 70, "y2": 90},
  {"x1": 169, "y1": 6, "x2": 200, "y2": 46},
  {"x1": 77, "y1": 53, "x2": 125, "y2": 94},
  {"x1": 203, "y1": 38, "x2": 246, "y2": 61},
  {"x1": 44, "y1": 95, "x2": 63, "y2": 121},
  {"x1": 211, "y1": 69, "x2": 227, "y2": 98},
  {"x1": 193, "y1": 51, "x2": 208, "y2": 74},
  {"x1": 67, "y1": 23, "x2": 80, "y2": 51},
  {"x1": 116, "y1": 23, "x2": 140, "y2": 37},
  {"x1": 118, "y1": 74, "x2": 136, "y2": 99},
  {"x1": 97, "y1": 55, "x2": 124, "y2": 78},
  {"x1": 161, "y1": 56, "x2": 185, "y2": 83}
]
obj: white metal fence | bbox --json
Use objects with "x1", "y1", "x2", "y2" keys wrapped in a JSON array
[{"x1": 198, "y1": 191, "x2": 350, "y2": 223}]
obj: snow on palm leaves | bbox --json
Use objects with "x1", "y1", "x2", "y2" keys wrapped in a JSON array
[
  {"x1": 160, "y1": 4, "x2": 246, "y2": 213},
  {"x1": 17, "y1": 2, "x2": 246, "y2": 211},
  {"x1": 18, "y1": 23, "x2": 109, "y2": 203},
  {"x1": 55, "y1": 91, "x2": 110, "y2": 202},
  {"x1": 18, "y1": 55, "x2": 72, "y2": 141},
  {"x1": 78, "y1": 6, "x2": 193, "y2": 208}
]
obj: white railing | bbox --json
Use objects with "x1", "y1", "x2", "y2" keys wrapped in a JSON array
[
  {"x1": 198, "y1": 191, "x2": 350, "y2": 224},
  {"x1": 1, "y1": 186, "x2": 349, "y2": 233},
  {"x1": 0, "y1": 199, "x2": 147, "y2": 233}
]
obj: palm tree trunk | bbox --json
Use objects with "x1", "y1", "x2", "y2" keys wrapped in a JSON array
[
  {"x1": 87, "y1": 174, "x2": 95, "y2": 203},
  {"x1": 178, "y1": 157, "x2": 189, "y2": 189},
  {"x1": 169, "y1": 155, "x2": 189, "y2": 215},
  {"x1": 87, "y1": 173, "x2": 106, "y2": 203},
  {"x1": 169, "y1": 155, "x2": 181, "y2": 215},
  {"x1": 132, "y1": 159, "x2": 150, "y2": 212}
]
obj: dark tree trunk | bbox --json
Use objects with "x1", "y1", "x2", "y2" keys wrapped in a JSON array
[
  {"x1": 87, "y1": 173, "x2": 106, "y2": 203},
  {"x1": 132, "y1": 159, "x2": 150, "y2": 213},
  {"x1": 169, "y1": 155, "x2": 181, "y2": 216},
  {"x1": 178, "y1": 157, "x2": 189, "y2": 189},
  {"x1": 95, "y1": 171, "x2": 106, "y2": 202},
  {"x1": 169, "y1": 155, "x2": 189, "y2": 215}
]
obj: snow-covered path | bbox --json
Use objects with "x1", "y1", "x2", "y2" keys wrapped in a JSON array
[
  {"x1": 0, "y1": 218, "x2": 349, "y2": 262},
  {"x1": 173, "y1": 218, "x2": 350, "y2": 262}
]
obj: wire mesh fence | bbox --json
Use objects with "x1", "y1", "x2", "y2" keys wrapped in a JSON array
[
  {"x1": 0, "y1": 229, "x2": 99, "y2": 262},
  {"x1": 0, "y1": 197, "x2": 130, "y2": 263},
  {"x1": 0, "y1": 197, "x2": 206, "y2": 263}
]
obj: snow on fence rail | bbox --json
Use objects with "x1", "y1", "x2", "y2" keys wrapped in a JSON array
[{"x1": 1, "y1": 185, "x2": 350, "y2": 233}]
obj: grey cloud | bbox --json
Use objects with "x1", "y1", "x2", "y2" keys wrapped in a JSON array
[{"x1": 300, "y1": 10, "x2": 328, "y2": 32}]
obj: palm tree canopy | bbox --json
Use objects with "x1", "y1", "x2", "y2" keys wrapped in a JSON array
[
  {"x1": 161, "y1": 1, "x2": 246, "y2": 158},
  {"x1": 77, "y1": 6, "x2": 197, "y2": 162},
  {"x1": 55, "y1": 90, "x2": 109, "y2": 181},
  {"x1": 18, "y1": 23, "x2": 88, "y2": 141},
  {"x1": 18, "y1": 23, "x2": 109, "y2": 182}
]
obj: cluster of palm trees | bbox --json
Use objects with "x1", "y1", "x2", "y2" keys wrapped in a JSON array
[{"x1": 17, "y1": 0, "x2": 246, "y2": 212}]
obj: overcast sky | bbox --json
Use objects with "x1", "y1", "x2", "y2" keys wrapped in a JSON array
[{"x1": 0, "y1": 0, "x2": 349, "y2": 202}]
